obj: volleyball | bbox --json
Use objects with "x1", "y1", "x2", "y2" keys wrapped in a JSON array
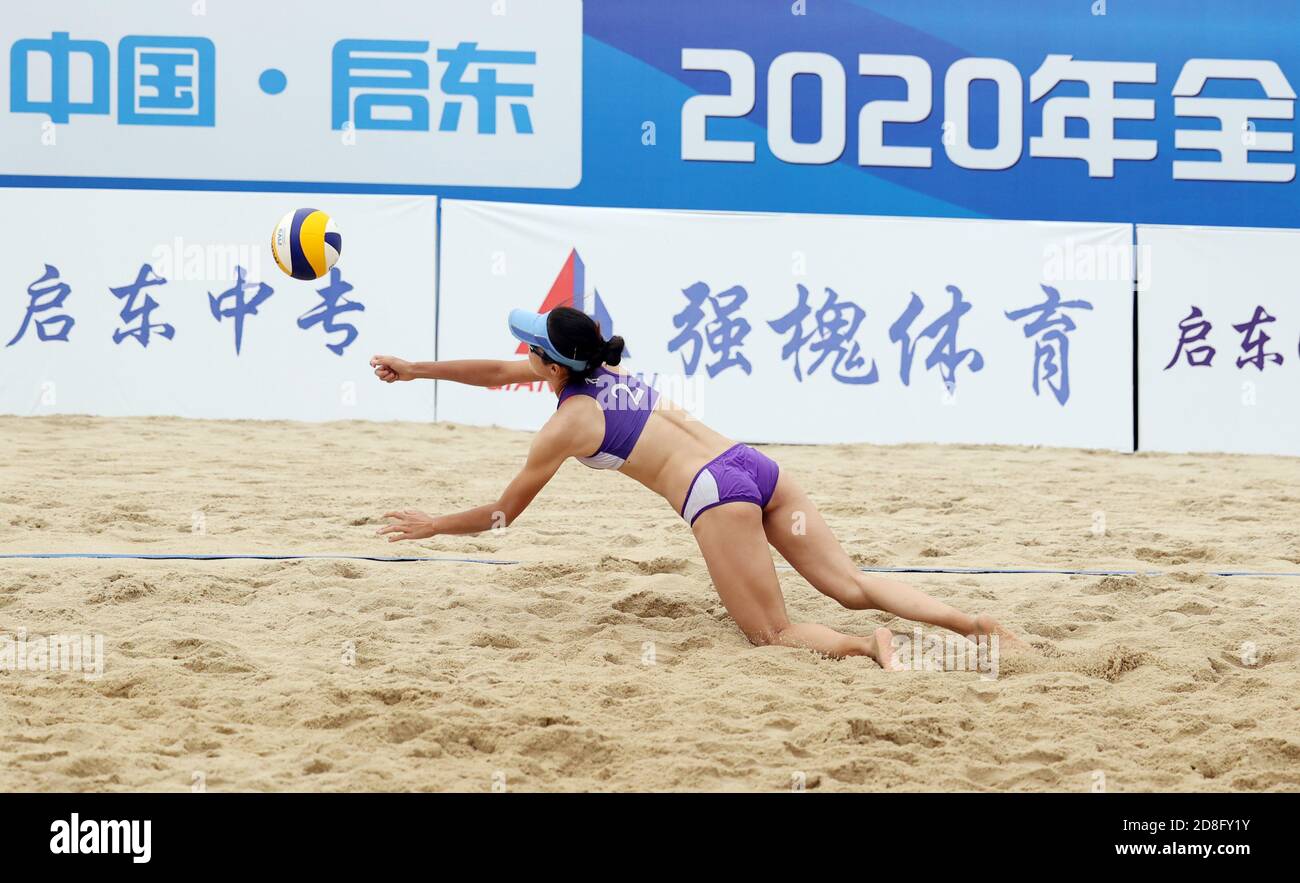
[{"x1": 270, "y1": 208, "x2": 342, "y2": 280}]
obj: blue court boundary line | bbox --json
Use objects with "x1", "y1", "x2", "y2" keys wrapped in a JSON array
[
  {"x1": 0, "y1": 553, "x2": 1297, "y2": 577},
  {"x1": 838, "y1": 565, "x2": 1298, "y2": 578}
]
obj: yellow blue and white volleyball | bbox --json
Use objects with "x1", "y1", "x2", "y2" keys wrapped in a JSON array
[{"x1": 271, "y1": 208, "x2": 342, "y2": 280}]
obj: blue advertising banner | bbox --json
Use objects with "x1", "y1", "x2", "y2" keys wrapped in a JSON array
[
  {"x1": 575, "y1": 0, "x2": 1298, "y2": 227},
  {"x1": 1, "y1": 0, "x2": 1296, "y2": 228},
  {"x1": 590, "y1": 0, "x2": 1300, "y2": 227}
]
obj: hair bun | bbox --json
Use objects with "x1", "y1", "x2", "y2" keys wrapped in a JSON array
[{"x1": 602, "y1": 335, "x2": 625, "y2": 367}]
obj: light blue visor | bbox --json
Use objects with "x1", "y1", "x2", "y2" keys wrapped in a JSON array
[{"x1": 507, "y1": 309, "x2": 589, "y2": 370}]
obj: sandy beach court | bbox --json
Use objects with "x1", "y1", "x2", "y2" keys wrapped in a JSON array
[{"x1": 2, "y1": 415, "x2": 1299, "y2": 791}]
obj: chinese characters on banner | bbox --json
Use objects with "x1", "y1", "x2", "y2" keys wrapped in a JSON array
[
  {"x1": 0, "y1": 189, "x2": 437, "y2": 422},
  {"x1": 1164, "y1": 304, "x2": 1293, "y2": 373},
  {"x1": 7, "y1": 263, "x2": 365, "y2": 358},
  {"x1": 0, "y1": 1, "x2": 583, "y2": 188},
  {"x1": 11, "y1": 32, "x2": 215, "y2": 126},
  {"x1": 331, "y1": 40, "x2": 536, "y2": 135},
  {"x1": 1031, "y1": 57, "x2": 1294, "y2": 183},
  {"x1": 1139, "y1": 224, "x2": 1300, "y2": 456},
  {"x1": 668, "y1": 281, "x2": 1092, "y2": 405},
  {"x1": 437, "y1": 200, "x2": 1134, "y2": 449},
  {"x1": 12, "y1": 33, "x2": 538, "y2": 135}
]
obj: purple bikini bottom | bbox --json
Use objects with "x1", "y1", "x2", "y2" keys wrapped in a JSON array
[{"x1": 680, "y1": 443, "x2": 781, "y2": 526}]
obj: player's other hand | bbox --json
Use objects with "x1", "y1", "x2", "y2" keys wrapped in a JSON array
[
  {"x1": 371, "y1": 354, "x2": 414, "y2": 382},
  {"x1": 377, "y1": 509, "x2": 438, "y2": 541}
]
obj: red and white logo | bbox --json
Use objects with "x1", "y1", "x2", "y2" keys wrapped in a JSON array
[
  {"x1": 499, "y1": 249, "x2": 627, "y2": 392},
  {"x1": 513, "y1": 248, "x2": 625, "y2": 357}
]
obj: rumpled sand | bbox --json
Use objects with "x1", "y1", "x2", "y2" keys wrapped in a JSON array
[{"x1": 2, "y1": 415, "x2": 1298, "y2": 792}]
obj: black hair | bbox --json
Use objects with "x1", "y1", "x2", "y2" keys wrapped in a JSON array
[{"x1": 544, "y1": 306, "x2": 625, "y2": 382}]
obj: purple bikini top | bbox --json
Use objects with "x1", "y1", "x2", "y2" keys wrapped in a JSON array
[{"x1": 557, "y1": 368, "x2": 659, "y2": 470}]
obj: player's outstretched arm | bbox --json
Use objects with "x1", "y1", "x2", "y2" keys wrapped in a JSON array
[{"x1": 370, "y1": 355, "x2": 536, "y2": 387}]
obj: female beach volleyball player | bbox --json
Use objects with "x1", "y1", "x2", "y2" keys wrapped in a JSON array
[{"x1": 371, "y1": 307, "x2": 1017, "y2": 670}]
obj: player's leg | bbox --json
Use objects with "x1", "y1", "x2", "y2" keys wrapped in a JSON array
[
  {"x1": 691, "y1": 501, "x2": 897, "y2": 667},
  {"x1": 761, "y1": 471, "x2": 1018, "y2": 644}
]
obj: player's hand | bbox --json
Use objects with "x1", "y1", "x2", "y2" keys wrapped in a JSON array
[
  {"x1": 377, "y1": 509, "x2": 437, "y2": 542},
  {"x1": 370, "y1": 355, "x2": 415, "y2": 382}
]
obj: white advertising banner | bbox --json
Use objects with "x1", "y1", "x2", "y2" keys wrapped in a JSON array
[
  {"x1": 1138, "y1": 225, "x2": 1300, "y2": 456},
  {"x1": 0, "y1": 189, "x2": 436, "y2": 421},
  {"x1": 0, "y1": 0, "x2": 582, "y2": 188},
  {"x1": 439, "y1": 200, "x2": 1134, "y2": 449}
]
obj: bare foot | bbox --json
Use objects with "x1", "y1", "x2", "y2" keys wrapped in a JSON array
[
  {"x1": 873, "y1": 627, "x2": 904, "y2": 671},
  {"x1": 973, "y1": 614, "x2": 1026, "y2": 650}
]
